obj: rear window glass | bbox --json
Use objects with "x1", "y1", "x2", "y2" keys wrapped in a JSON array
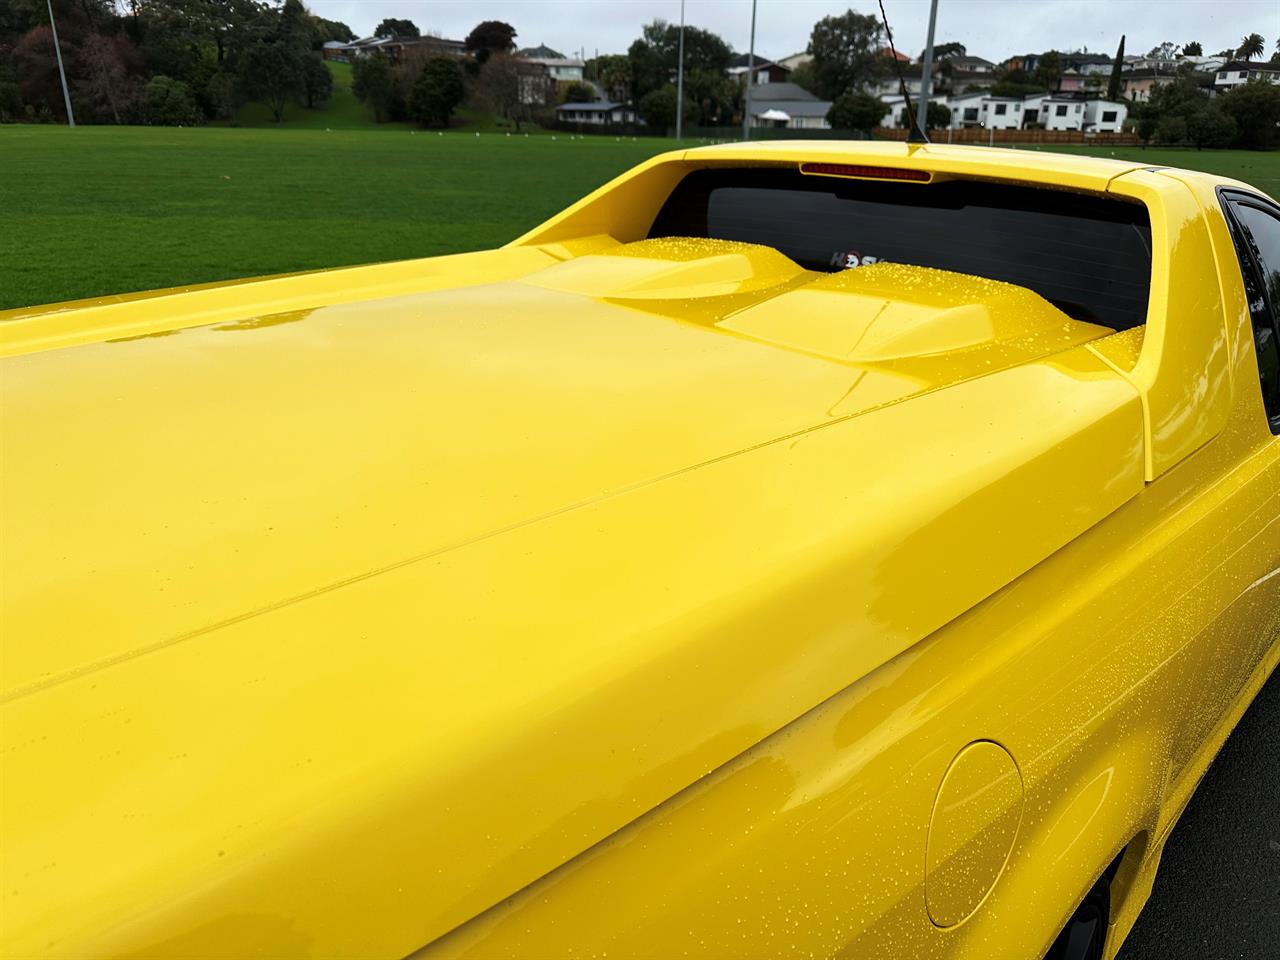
[{"x1": 648, "y1": 168, "x2": 1152, "y2": 330}]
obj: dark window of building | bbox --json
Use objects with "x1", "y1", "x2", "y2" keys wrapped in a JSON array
[
  {"x1": 994, "y1": 103, "x2": 1007, "y2": 115},
  {"x1": 1056, "y1": 104, "x2": 1068, "y2": 116},
  {"x1": 1102, "y1": 110, "x2": 1118, "y2": 122}
]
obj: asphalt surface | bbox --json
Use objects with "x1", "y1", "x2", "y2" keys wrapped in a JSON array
[{"x1": 1116, "y1": 666, "x2": 1280, "y2": 959}]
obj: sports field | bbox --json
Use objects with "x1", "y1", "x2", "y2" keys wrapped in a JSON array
[{"x1": 3, "y1": 125, "x2": 1278, "y2": 311}]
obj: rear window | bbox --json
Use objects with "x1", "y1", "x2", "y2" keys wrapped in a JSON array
[{"x1": 648, "y1": 168, "x2": 1152, "y2": 330}]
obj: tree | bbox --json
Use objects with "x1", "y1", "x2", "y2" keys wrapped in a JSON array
[
  {"x1": 1182, "y1": 41, "x2": 1203, "y2": 56},
  {"x1": 352, "y1": 52, "x2": 394, "y2": 121},
  {"x1": 627, "y1": 19, "x2": 732, "y2": 100},
  {"x1": 588, "y1": 53, "x2": 631, "y2": 101},
  {"x1": 826, "y1": 90, "x2": 887, "y2": 132},
  {"x1": 990, "y1": 69, "x2": 1045, "y2": 98},
  {"x1": 925, "y1": 100, "x2": 950, "y2": 130},
  {"x1": 1236, "y1": 33, "x2": 1265, "y2": 60},
  {"x1": 464, "y1": 20, "x2": 516, "y2": 64},
  {"x1": 12, "y1": 24, "x2": 75, "y2": 121},
  {"x1": 79, "y1": 32, "x2": 140, "y2": 124},
  {"x1": 1135, "y1": 113, "x2": 1158, "y2": 146},
  {"x1": 808, "y1": 9, "x2": 885, "y2": 100},
  {"x1": 931, "y1": 41, "x2": 966, "y2": 61},
  {"x1": 473, "y1": 52, "x2": 548, "y2": 131},
  {"x1": 408, "y1": 56, "x2": 464, "y2": 127},
  {"x1": 188, "y1": 54, "x2": 236, "y2": 121},
  {"x1": 1185, "y1": 105, "x2": 1236, "y2": 148},
  {"x1": 144, "y1": 75, "x2": 200, "y2": 125},
  {"x1": 375, "y1": 18, "x2": 419, "y2": 39},
  {"x1": 134, "y1": 0, "x2": 270, "y2": 69},
  {"x1": 1034, "y1": 50, "x2": 1062, "y2": 91},
  {"x1": 1107, "y1": 35, "x2": 1125, "y2": 101},
  {"x1": 239, "y1": 40, "x2": 302, "y2": 121},
  {"x1": 789, "y1": 60, "x2": 817, "y2": 93},
  {"x1": 278, "y1": 0, "x2": 311, "y2": 48},
  {"x1": 1155, "y1": 113, "x2": 1187, "y2": 144},
  {"x1": 300, "y1": 54, "x2": 332, "y2": 109},
  {"x1": 1219, "y1": 78, "x2": 1280, "y2": 149},
  {"x1": 561, "y1": 80, "x2": 595, "y2": 103},
  {"x1": 313, "y1": 17, "x2": 355, "y2": 45},
  {"x1": 1146, "y1": 41, "x2": 1177, "y2": 60},
  {"x1": 636, "y1": 84, "x2": 692, "y2": 132}
]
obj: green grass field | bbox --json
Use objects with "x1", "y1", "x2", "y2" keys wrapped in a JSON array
[
  {"x1": 3, "y1": 124, "x2": 1278, "y2": 311},
  {"x1": 2, "y1": 125, "x2": 673, "y2": 310}
]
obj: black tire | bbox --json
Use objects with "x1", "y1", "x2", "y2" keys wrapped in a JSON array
[{"x1": 1046, "y1": 876, "x2": 1111, "y2": 960}]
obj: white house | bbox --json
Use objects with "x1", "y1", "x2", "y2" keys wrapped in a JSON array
[
  {"x1": 526, "y1": 56, "x2": 584, "y2": 83},
  {"x1": 980, "y1": 95, "x2": 1024, "y2": 130},
  {"x1": 1214, "y1": 60, "x2": 1280, "y2": 93},
  {"x1": 1083, "y1": 99, "x2": 1128, "y2": 132},
  {"x1": 1043, "y1": 95, "x2": 1087, "y2": 130},
  {"x1": 555, "y1": 101, "x2": 636, "y2": 125},
  {"x1": 879, "y1": 93, "x2": 948, "y2": 129},
  {"x1": 1178, "y1": 54, "x2": 1228, "y2": 72},
  {"x1": 945, "y1": 91, "x2": 986, "y2": 128}
]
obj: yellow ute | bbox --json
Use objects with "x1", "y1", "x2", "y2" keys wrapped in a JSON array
[{"x1": 1, "y1": 142, "x2": 1278, "y2": 960}]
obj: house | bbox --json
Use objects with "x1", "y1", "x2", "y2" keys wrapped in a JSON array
[
  {"x1": 1178, "y1": 54, "x2": 1228, "y2": 73},
  {"x1": 880, "y1": 93, "x2": 948, "y2": 129},
  {"x1": 1043, "y1": 94, "x2": 1087, "y2": 130},
  {"x1": 746, "y1": 81, "x2": 832, "y2": 129},
  {"x1": 776, "y1": 51, "x2": 812, "y2": 71},
  {"x1": 1214, "y1": 60, "x2": 1280, "y2": 93},
  {"x1": 945, "y1": 69, "x2": 997, "y2": 93},
  {"x1": 878, "y1": 46, "x2": 910, "y2": 63},
  {"x1": 322, "y1": 40, "x2": 348, "y2": 62},
  {"x1": 337, "y1": 35, "x2": 467, "y2": 62},
  {"x1": 1057, "y1": 69, "x2": 1088, "y2": 92},
  {"x1": 945, "y1": 90, "x2": 987, "y2": 128},
  {"x1": 1083, "y1": 99, "x2": 1127, "y2": 132},
  {"x1": 1061, "y1": 52, "x2": 1114, "y2": 75},
  {"x1": 873, "y1": 64, "x2": 942, "y2": 98},
  {"x1": 728, "y1": 55, "x2": 791, "y2": 85},
  {"x1": 945, "y1": 55, "x2": 996, "y2": 74},
  {"x1": 523, "y1": 56, "x2": 585, "y2": 83},
  {"x1": 555, "y1": 101, "x2": 636, "y2": 125},
  {"x1": 517, "y1": 44, "x2": 565, "y2": 59},
  {"x1": 1120, "y1": 69, "x2": 1179, "y2": 102},
  {"x1": 980, "y1": 95, "x2": 1026, "y2": 130}
]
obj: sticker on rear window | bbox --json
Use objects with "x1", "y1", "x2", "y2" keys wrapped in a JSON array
[{"x1": 832, "y1": 250, "x2": 882, "y2": 269}]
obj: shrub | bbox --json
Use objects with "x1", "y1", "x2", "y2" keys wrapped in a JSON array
[
  {"x1": 408, "y1": 56, "x2": 464, "y2": 128},
  {"x1": 144, "y1": 76, "x2": 201, "y2": 126}
]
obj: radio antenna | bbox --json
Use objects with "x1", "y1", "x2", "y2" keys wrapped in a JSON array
[{"x1": 877, "y1": 0, "x2": 929, "y2": 143}]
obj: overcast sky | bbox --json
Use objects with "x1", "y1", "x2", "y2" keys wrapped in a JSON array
[{"x1": 307, "y1": 0, "x2": 1279, "y2": 63}]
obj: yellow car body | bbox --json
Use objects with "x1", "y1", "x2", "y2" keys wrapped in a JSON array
[{"x1": 1, "y1": 142, "x2": 1277, "y2": 959}]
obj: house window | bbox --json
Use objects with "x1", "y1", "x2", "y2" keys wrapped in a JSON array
[
  {"x1": 1056, "y1": 105, "x2": 1068, "y2": 116},
  {"x1": 1218, "y1": 71, "x2": 1228, "y2": 79},
  {"x1": 995, "y1": 103, "x2": 1007, "y2": 115},
  {"x1": 963, "y1": 107, "x2": 978, "y2": 121},
  {"x1": 1102, "y1": 110, "x2": 1117, "y2": 122}
]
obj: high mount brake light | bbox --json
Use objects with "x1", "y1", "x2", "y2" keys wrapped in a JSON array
[{"x1": 800, "y1": 162, "x2": 932, "y2": 183}]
